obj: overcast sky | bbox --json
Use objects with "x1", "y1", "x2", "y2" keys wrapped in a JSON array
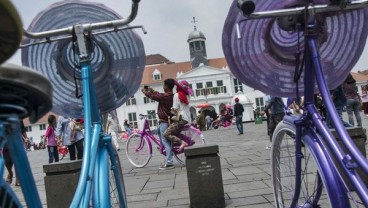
[
  {"x1": 9, "y1": 0, "x2": 233, "y2": 65},
  {"x1": 9, "y1": 0, "x2": 368, "y2": 72}
]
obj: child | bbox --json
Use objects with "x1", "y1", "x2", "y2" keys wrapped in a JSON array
[{"x1": 45, "y1": 114, "x2": 59, "y2": 163}]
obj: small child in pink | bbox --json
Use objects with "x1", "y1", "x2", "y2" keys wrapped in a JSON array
[{"x1": 45, "y1": 114, "x2": 59, "y2": 163}]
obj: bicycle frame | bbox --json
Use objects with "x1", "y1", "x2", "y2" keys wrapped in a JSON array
[
  {"x1": 291, "y1": 15, "x2": 368, "y2": 207},
  {"x1": 138, "y1": 115, "x2": 168, "y2": 156},
  {"x1": 3, "y1": 1, "x2": 145, "y2": 207},
  {"x1": 234, "y1": 1, "x2": 368, "y2": 207}
]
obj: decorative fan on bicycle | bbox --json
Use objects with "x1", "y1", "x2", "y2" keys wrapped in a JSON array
[
  {"x1": 21, "y1": 0, "x2": 146, "y2": 118},
  {"x1": 222, "y1": 0, "x2": 368, "y2": 97}
]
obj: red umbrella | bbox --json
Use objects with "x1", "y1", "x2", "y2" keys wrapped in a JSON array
[{"x1": 196, "y1": 103, "x2": 211, "y2": 108}]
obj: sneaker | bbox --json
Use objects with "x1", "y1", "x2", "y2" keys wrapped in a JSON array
[
  {"x1": 159, "y1": 164, "x2": 175, "y2": 170},
  {"x1": 265, "y1": 146, "x2": 271, "y2": 150}
]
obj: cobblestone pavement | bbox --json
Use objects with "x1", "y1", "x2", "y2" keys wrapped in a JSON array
[{"x1": 6, "y1": 113, "x2": 368, "y2": 207}]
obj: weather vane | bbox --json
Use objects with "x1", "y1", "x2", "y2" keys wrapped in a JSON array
[{"x1": 191, "y1": 17, "x2": 198, "y2": 30}]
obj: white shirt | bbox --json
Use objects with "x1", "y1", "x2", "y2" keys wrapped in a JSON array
[{"x1": 172, "y1": 93, "x2": 191, "y2": 122}]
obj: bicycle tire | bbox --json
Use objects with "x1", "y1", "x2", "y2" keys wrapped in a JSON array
[
  {"x1": 109, "y1": 148, "x2": 127, "y2": 208},
  {"x1": 174, "y1": 126, "x2": 206, "y2": 165},
  {"x1": 126, "y1": 134, "x2": 151, "y2": 168},
  {"x1": 271, "y1": 121, "x2": 348, "y2": 207},
  {"x1": 0, "y1": 179, "x2": 22, "y2": 207}
]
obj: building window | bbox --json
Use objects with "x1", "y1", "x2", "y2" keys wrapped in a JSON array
[
  {"x1": 195, "y1": 42, "x2": 200, "y2": 50},
  {"x1": 190, "y1": 42, "x2": 194, "y2": 52},
  {"x1": 196, "y1": 83, "x2": 203, "y2": 89},
  {"x1": 128, "y1": 113, "x2": 138, "y2": 129},
  {"x1": 144, "y1": 97, "x2": 155, "y2": 104},
  {"x1": 40, "y1": 124, "x2": 46, "y2": 130},
  {"x1": 234, "y1": 78, "x2": 243, "y2": 93},
  {"x1": 217, "y1": 80, "x2": 223, "y2": 86},
  {"x1": 25, "y1": 126, "x2": 32, "y2": 132},
  {"x1": 153, "y1": 74, "x2": 161, "y2": 80},
  {"x1": 126, "y1": 97, "x2": 136, "y2": 106},
  {"x1": 152, "y1": 69, "x2": 162, "y2": 81},
  {"x1": 255, "y1": 97, "x2": 265, "y2": 112},
  {"x1": 147, "y1": 110, "x2": 158, "y2": 127},
  {"x1": 206, "y1": 81, "x2": 213, "y2": 88}
]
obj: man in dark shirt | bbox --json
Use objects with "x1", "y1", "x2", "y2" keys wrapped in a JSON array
[
  {"x1": 142, "y1": 78, "x2": 175, "y2": 169},
  {"x1": 233, "y1": 97, "x2": 244, "y2": 135}
]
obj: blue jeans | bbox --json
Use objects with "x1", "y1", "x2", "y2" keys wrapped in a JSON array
[
  {"x1": 236, "y1": 115, "x2": 243, "y2": 134},
  {"x1": 346, "y1": 98, "x2": 362, "y2": 127},
  {"x1": 47, "y1": 146, "x2": 59, "y2": 163},
  {"x1": 158, "y1": 122, "x2": 173, "y2": 165},
  {"x1": 326, "y1": 107, "x2": 352, "y2": 128}
]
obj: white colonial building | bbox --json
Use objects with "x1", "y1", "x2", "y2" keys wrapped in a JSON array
[{"x1": 115, "y1": 27, "x2": 268, "y2": 130}]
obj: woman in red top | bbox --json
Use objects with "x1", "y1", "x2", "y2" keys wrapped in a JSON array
[{"x1": 45, "y1": 114, "x2": 59, "y2": 163}]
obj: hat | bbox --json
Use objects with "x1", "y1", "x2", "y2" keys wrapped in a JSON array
[
  {"x1": 234, "y1": 97, "x2": 239, "y2": 102},
  {"x1": 176, "y1": 80, "x2": 193, "y2": 95}
]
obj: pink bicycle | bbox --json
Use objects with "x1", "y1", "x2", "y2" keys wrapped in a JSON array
[{"x1": 126, "y1": 114, "x2": 205, "y2": 168}]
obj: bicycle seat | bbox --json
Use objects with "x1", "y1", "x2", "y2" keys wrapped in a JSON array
[
  {"x1": 0, "y1": 63, "x2": 53, "y2": 123},
  {"x1": 0, "y1": 0, "x2": 23, "y2": 64},
  {"x1": 223, "y1": 0, "x2": 368, "y2": 97},
  {"x1": 21, "y1": 1, "x2": 145, "y2": 118}
]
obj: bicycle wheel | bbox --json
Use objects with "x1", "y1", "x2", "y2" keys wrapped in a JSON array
[
  {"x1": 109, "y1": 148, "x2": 127, "y2": 208},
  {"x1": 271, "y1": 121, "x2": 334, "y2": 207},
  {"x1": 174, "y1": 126, "x2": 206, "y2": 165},
  {"x1": 0, "y1": 179, "x2": 22, "y2": 207},
  {"x1": 126, "y1": 134, "x2": 151, "y2": 168}
]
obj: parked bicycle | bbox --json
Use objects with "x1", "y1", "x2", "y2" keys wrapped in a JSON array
[
  {"x1": 126, "y1": 113, "x2": 206, "y2": 168},
  {"x1": 0, "y1": 0, "x2": 145, "y2": 207},
  {"x1": 224, "y1": 0, "x2": 368, "y2": 207}
]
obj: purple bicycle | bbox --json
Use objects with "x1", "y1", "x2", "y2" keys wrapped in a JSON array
[
  {"x1": 126, "y1": 113, "x2": 205, "y2": 168},
  {"x1": 224, "y1": 0, "x2": 368, "y2": 207}
]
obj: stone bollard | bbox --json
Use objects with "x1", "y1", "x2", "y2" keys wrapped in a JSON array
[
  {"x1": 330, "y1": 127, "x2": 367, "y2": 190},
  {"x1": 184, "y1": 144, "x2": 225, "y2": 208},
  {"x1": 43, "y1": 160, "x2": 82, "y2": 207}
]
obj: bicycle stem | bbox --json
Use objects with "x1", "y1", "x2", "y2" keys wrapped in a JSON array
[{"x1": 239, "y1": 0, "x2": 368, "y2": 20}]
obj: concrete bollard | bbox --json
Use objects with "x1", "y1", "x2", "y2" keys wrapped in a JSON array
[
  {"x1": 43, "y1": 160, "x2": 82, "y2": 208},
  {"x1": 184, "y1": 144, "x2": 225, "y2": 208}
]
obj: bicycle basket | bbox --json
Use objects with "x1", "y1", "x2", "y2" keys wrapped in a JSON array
[
  {"x1": 222, "y1": 0, "x2": 368, "y2": 97},
  {"x1": 21, "y1": 1, "x2": 146, "y2": 118}
]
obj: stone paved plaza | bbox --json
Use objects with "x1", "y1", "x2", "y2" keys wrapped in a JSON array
[{"x1": 6, "y1": 113, "x2": 368, "y2": 207}]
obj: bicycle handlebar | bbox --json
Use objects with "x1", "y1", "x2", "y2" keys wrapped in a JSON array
[
  {"x1": 238, "y1": 0, "x2": 368, "y2": 20},
  {"x1": 23, "y1": 0, "x2": 141, "y2": 40}
]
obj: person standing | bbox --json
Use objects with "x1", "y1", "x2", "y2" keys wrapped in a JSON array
[
  {"x1": 107, "y1": 112, "x2": 121, "y2": 151},
  {"x1": 205, "y1": 114, "x2": 212, "y2": 130},
  {"x1": 56, "y1": 116, "x2": 84, "y2": 160},
  {"x1": 343, "y1": 74, "x2": 362, "y2": 127},
  {"x1": 263, "y1": 96, "x2": 285, "y2": 150},
  {"x1": 234, "y1": 97, "x2": 244, "y2": 135},
  {"x1": 142, "y1": 79, "x2": 175, "y2": 170},
  {"x1": 327, "y1": 85, "x2": 351, "y2": 128},
  {"x1": 197, "y1": 110, "x2": 206, "y2": 131},
  {"x1": 45, "y1": 114, "x2": 59, "y2": 163},
  {"x1": 360, "y1": 85, "x2": 368, "y2": 116}
]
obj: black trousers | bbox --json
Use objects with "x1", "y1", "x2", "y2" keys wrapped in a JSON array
[{"x1": 67, "y1": 139, "x2": 84, "y2": 160}]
